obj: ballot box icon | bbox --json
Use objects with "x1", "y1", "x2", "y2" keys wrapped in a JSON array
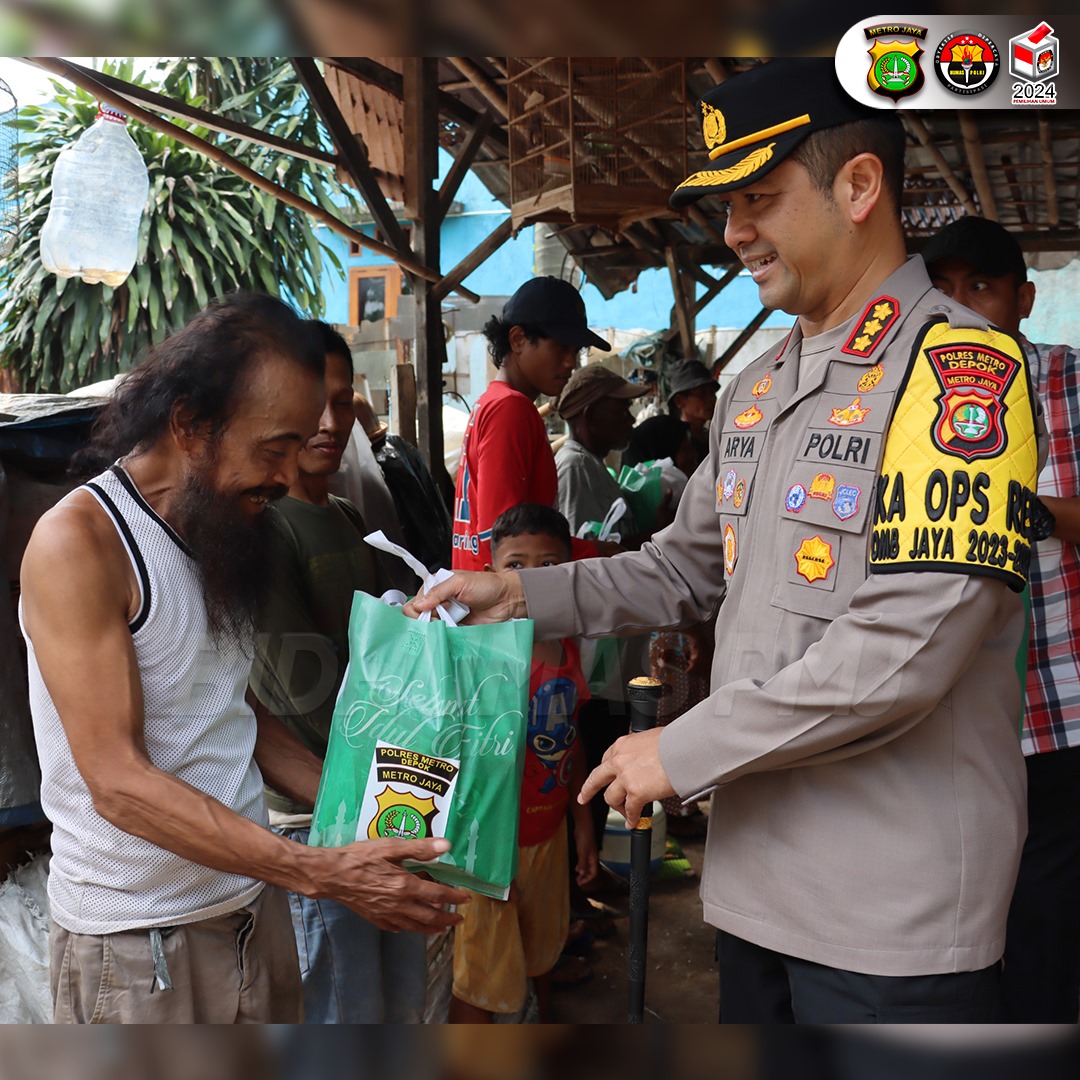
[{"x1": 1010, "y1": 22, "x2": 1058, "y2": 81}]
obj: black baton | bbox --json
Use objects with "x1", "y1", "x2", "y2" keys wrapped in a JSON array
[{"x1": 626, "y1": 675, "x2": 662, "y2": 1024}]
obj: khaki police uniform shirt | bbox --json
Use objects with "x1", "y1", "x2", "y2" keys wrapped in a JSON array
[{"x1": 519, "y1": 257, "x2": 1039, "y2": 977}]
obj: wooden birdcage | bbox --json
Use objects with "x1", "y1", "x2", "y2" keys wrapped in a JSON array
[{"x1": 506, "y1": 58, "x2": 688, "y2": 232}]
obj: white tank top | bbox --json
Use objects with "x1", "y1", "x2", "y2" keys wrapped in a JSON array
[{"x1": 21, "y1": 465, "x2": 266, "y2": 934}]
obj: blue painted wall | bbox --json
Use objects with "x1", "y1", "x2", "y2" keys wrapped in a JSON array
[{"x1": 317, "y1": 149, "x2": 794, "y2": 334}]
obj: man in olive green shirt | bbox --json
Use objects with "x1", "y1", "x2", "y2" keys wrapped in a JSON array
[{"x1": 249, "y1": 322, "x2": 427, "y2": 1023}]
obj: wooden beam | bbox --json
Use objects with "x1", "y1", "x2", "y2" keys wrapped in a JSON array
[
  {"x1": 703, "y1": 59, "x2": 729, "y2": 85},
  {"x1": 403, "y1": 57, "x2": 454, "y2": 500},
  {"x1": 390, "y1": 362, "x2": 417, "y2": 447},
  {"x1": 958, "y1": 112, "x2": 998, "y2": 221},
  {"x1": 291, "y1": 57, "x2": 413, "y2": 260},
  {"x1": 437, "y1": 112, "x2": 494, "y2": 223},
  {"x1": 1000, "y1": 155, "x2": 1030, "y2": 226},
  {"x1": 903, "y1": 113, "x2": 979, "y2": 217},
  {"x1": 58, "y1": 60, "x2": 339, "y2": 168},
  {"x1": 712, "y1": 308, "x2": 771, "y2": 376},
  {"x1": 691, "y1": 264, "x2": 741, "y2": 317},
  {"x1": 687, "y1": 204, "x2": 726, "y2": 245},
  {"x1": 432, "y1": 217, "x2": 513, "y2": 303},
  {"x1": 27, "y1": 56, "x2": 476, "y2": 297},
  {"x1": 1038, "y1": 116, "x2": 1060, "y2": 228},
  {"x1": 665, "y1": 247, "x2": 696, "y2": 358},
  {"x1": 446, "y1": 57, "x2": 509, "y2": 118},
  {"x1": 661, "y1": 264, "x2": 741, "y2": 344}
]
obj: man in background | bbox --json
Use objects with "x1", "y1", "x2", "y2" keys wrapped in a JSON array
[
  {"x1": 249, "y1": 321, "x2": 429, "y2": 1023},
  {"x1": 924, "y1": 216, "x2": 1080, "y2": 1023}
]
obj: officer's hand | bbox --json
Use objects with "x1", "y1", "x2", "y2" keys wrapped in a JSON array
[
  {"x1": 406, "y1": 569, "x2": 526, "y2": 624},
  {"x1": 578, "y1": 728, "x2": 676, "y2": 828}
]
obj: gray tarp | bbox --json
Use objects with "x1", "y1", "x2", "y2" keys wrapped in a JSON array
[{"x1": 0, "y1": 459, "x2": 41, "y2": 818}]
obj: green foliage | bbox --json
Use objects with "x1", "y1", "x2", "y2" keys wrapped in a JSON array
[{"x1": 0, "y1": 58, "x2": 353, "y2": 393}]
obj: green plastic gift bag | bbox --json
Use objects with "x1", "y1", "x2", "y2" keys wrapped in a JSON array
[
  {"x1": 613, "y1": 461, "x2": 665, "y2": 529},
  {"x1": 308, "y1": 589, "x2": 533, "y2": 900}
]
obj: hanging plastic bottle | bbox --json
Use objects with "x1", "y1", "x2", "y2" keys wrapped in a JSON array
[{"x1": 40, "y1": 104, "x2": 150, "y2": 287}]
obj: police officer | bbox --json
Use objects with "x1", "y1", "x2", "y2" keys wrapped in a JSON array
[{"x1": 416, "y1": 58, "x2": 1044, "y2": 1023}]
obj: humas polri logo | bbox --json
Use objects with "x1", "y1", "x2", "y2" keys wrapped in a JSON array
[{"x1": 935, "y1": 31, "x2": 1000, "y2": 95}]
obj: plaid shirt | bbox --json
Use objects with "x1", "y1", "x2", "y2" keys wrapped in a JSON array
[{"x1": 1021, "y1": 339, "x2": 1080, "y2": 755}]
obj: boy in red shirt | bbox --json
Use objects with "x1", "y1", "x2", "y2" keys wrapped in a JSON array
[
  {"x1": 449, "y1": 503, "x2": 598, "y2": 1022},
  {"x1": 452, "y1": 277, "x2": 611, "y2": 571}
]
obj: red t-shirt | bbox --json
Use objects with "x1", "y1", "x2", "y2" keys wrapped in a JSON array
[
  {"x1": 518, "y1": 638, "x2": 590, "y2": 848},
  {"x1": 452, "y1": 381, "x2": 595, "y2": 570}
]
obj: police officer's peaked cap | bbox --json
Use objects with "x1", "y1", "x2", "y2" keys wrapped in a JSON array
[{"x1": 671, "y1": 58, "x2": 880, "y2": 208}]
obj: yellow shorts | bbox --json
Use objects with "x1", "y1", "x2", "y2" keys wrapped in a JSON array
[{"x1": 451, "y1": 820, "x2": 569, "y2": 1014}]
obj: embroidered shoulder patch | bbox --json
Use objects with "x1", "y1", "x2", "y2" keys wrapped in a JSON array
[
  {"x1": 869, "y1": 319, "x2": 1039, "y2": 592},
  {"x1": 841, "y1": 295, "x2": 900, "y2": 357}
]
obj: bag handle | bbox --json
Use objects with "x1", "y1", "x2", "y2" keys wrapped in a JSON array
[
  {"x1": 364, "y1": 531, "x2": 470, "y2": 627},
  {"x1": 573, "y1": 496, "x2": 626, "y2": 543}
]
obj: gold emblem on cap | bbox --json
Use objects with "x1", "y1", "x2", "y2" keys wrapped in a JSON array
[
  {"x1": 676, "y1": 145, "x2": 777, "y2": 191},
  {"x1": 701, "y1": 101, "x2": 727, "y2": 151}
]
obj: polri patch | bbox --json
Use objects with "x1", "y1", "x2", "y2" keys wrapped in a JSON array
[
  {"x1": 841, "y1": 296, "x2": 900, "y2": 357},
  {"x1": 809, "y1": 473, "x2": 836, "y2": 500}
]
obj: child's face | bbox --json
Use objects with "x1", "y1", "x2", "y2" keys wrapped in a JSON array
[{"x1": 489, "y1": 532, "x2": 569, "y2": 572}]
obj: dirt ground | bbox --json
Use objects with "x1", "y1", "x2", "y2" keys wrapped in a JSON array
[{"x1": 549, "y1": 827, "x2": 718, "y2": 1024}]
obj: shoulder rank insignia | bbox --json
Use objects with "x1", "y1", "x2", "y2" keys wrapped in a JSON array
[
  {"x1": 842, "y1": 296, "x2": 900, "y2": 357},
  {"x1": 794, "y1": 535, "x2": 835, "y2": 583}
]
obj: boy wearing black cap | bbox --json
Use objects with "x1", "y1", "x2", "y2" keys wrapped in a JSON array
[
  {"x1": 419, "y1": 58, "x2": 1047, "y2": 1023},
  {"x1": 451, "y1": 276, "x2": 610, "y2": 573},
  {"x1": 924, "y1": 216, "x2": 1080, "y2": 1024}
]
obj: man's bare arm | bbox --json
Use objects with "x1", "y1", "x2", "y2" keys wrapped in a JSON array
[
  {"x1": 21, "y1": 497, "x2": 467, "y2": 932},
  {"x1": 1041, "y1": 495, "x2": 1080, "y2": 545},
  {"x1": 248, "y1": 692, "x2": 322, "y2": 810}
]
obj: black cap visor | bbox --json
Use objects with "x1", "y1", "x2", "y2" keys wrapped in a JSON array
[{"x1": 542, "y1": 322, "x2": 612, "y2": 352}]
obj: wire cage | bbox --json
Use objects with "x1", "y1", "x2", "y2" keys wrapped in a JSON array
[
  {"x1": 506, "y1": 58, "x2": 688, "y2": 232},
  {"x1": 0, "y1": 78, "x2": 18, "y2": 258}
]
